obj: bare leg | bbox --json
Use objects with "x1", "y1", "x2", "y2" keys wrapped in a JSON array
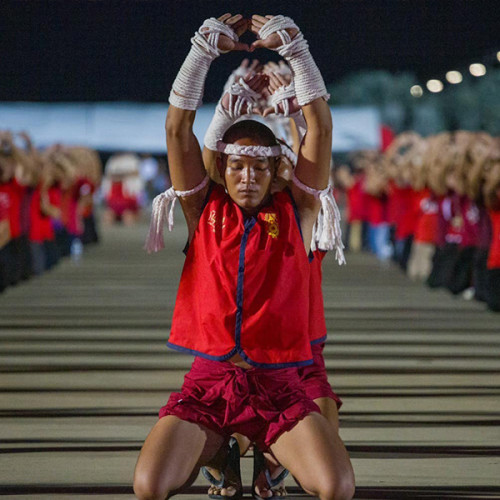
[
  {"x1": 256, "y1": 398, "x2": 343, "y2": 498},
  {"x1": 270, "y1": 413, "x2": 355, "y2": 500},
  {"x1": 314, "y1": 397, "x2": 340, "y2": 433},
  {"x1": 133, "y1": 415, "x2": 225, "y2": 500}
]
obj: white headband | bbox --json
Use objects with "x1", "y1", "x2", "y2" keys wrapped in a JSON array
[
  {"x1": 216, "y1": 142, "x2": 282, "y2": 157},
  {"x1": 216, "y1": 141, "x2": 297, "y2": 166}
]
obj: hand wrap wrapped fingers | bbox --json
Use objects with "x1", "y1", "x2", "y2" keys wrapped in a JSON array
[
  {"x1": 169, "y1": 18, "x2": 239, "y2": 110},
  {"x1": 258, "y1": 16, "x2": 330, "y2": 106},
  {"x1": 204, "y1": 78, "x2": 262, "y2": 151}
]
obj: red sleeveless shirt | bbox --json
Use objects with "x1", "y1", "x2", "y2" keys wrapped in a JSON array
[
  {"x1": 309, "y1": 250, "x2": 327, "y2": 344},
  {"x1": 168, "y1": 184, "x2": 313, "y2": 368}
]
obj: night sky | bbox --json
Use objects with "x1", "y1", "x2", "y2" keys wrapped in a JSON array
[{"x1": 1, "y1": 0, "x2": 499, "y2": 103}]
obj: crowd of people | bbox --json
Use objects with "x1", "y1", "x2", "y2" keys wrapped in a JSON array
[
  {"x1": 0, "y1": 131, "x2": 101, "y2": 294},
  {"x1": 335, "y1": 131, "x2": 500, "y2": 311}
]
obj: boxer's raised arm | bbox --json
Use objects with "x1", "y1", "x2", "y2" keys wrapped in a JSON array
[
  {"x1": 251, "y1": 16, "x2": 343, "y2": 262},
  {"x1": 145, "y1": 14, "x2": 248, "y2": 250},
  {"x1": 166, "y1": 15, "x2": 248, "y2": 209}
]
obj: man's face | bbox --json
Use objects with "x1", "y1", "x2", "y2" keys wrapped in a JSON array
[{"x1": 221, "y1": 139, "x2": 275, "y2": 214}]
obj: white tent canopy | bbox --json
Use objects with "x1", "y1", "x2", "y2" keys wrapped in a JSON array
[{"x1": 0, "y1": 102, "x2": 381, "y2": 153}]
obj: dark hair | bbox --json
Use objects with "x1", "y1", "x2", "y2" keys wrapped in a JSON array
[{"x1": 222, "y1": 120, "x2": 278, "y2": 147}]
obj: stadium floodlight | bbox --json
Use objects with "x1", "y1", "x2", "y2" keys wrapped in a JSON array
[
  {"x1": 426, "y1": 79, "x2": 443, "y2": 93},
  {"x1": 446, "y1": 71, "x2": 463, "y2": 84},
  {"x1": 469, "y1": 63, "x2": 486, "y2": 77},
  {"x1": 410, "y1": 85, "x2": 424, "y2": 97}
]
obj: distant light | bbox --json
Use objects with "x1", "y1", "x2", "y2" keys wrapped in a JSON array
[
  {"x1": 426, "y1": 79, "x2": 443, "y2": 93},
  {"x1": 446, "y1": 70, "x2": 463, "y2": 84},
  {"x1": 497, "y1": 51, "x2": 500, "y2": 62},
  {"x1": 410, "y1": 85, "x2": 424, "y2": 97},
  {"x1": 469, "y1": 63, "x2": 486, "y2": 77}
]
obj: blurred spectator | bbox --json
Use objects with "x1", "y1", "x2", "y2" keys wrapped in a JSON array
[{"x1": 101, "y1": 153, "x2": 144, "y2": 225}]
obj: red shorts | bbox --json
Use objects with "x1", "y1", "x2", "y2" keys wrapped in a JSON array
[
  {"x1": 159, "y1": 357, "x2": 319, "y2": 451},
  {"x1": 298, "y1": 343, "x2": 342, "y2": 409}
]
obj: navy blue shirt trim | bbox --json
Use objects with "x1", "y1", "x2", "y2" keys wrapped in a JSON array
[
  {"x1": 167, "y1": 341, "x2": 238, "y2": 361},
  {"x1": 311, "y1": 334, "x2": 327, "y2": 345},
  {"x1": 237, "y1": 348, "x2": 314, "y2": 369},
  {"x1": 167, "y1": 341, "x2": 314, "y2": 368},
  {"x1": 234, "y1": 216, "x2": 257, "y2": 350}
]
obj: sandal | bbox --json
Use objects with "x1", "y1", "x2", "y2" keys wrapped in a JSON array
[
  {"x1": 252, "y1": 447, "x2": 289, "y2": 499},
  {"x1": 201, "y1": 437, "x2": 242, "y2": 500}
]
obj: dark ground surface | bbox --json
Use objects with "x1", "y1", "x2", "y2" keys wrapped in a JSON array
[{"x1": 0, "y1": 215, "x2": 499, "y2": 499}]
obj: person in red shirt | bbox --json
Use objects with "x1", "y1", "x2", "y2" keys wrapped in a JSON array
[
  {"x1": 134, "y1": 14, "x2": 354, "y2": 500},
  {"x1": 0, "y1": 132, "x2": 34, "y2": 284},
  {"x1": 403, "y1": 134, "x2": 441, "y2": 282},
  {"x1": 199, "y1": 66, "x2": 349, "y2": 499},
  {"x1": 483, "y1": 138, "x2": 500, "y2": 311},
  {"x1": 463, "y1": 133, "x2": 496, "y2": 302},
  {"x1": 424, "y1": 133, "x2": 463, "y2": 289},
  {"x1": 102, "y1": 153, "x2": 143, "y2": 225},
  {"x1": 362, "y1": 154, "x2": 392, "y2": 260},
  {"x1": 335, "y1": 164, "x2": 366, "y2": 253},
  {"x1": 384, "y1": 132, "x2": 426, "y2": 271},
  {"x1": 67, "y1": 147, "x2": 101, "y2": 245},
  {"x1": 0, "y1": 139, "x2": 15, "y2": 291}
]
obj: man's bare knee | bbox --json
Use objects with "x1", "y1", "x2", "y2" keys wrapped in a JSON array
[
  {"x1": 133, "y1": 471, "x2": 169, "y2": 500},
  {"x1": 315, "y1": 473, "x2": 355, "y2": 500}
]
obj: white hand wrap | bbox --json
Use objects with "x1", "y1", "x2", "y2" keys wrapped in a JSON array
[
  {"x1": 259, "y1": 16, "x2": 329, "y2": 106},
  {"x1": 204, "y1": 103, "x2": 235, "y2": 151},
  {"x1": 144, "y1": 175, "x2": 210, "y2": 253},
  {"x1": 267, "y1": 81, "x2": 306, "y2": 147},
  {"x1": 269, "y1": 82, "x2": 296, "y2": 117},
  {"x1": 292, "y1": 173, "x2": 345, "y2": 265},
  {"x1": 223, "y1": 65, "x2": 254, "y2": 94},
  {"x1": 290, "y1": 110, "x2": 307, "y2": 144},
  {"x1": 226, "y1": 80, "x2": 261, "y2": 118},
  {"x1": 169, "y1": 18, "x2": 238, "y2": 110},
  {"x1": 204, "y1": 79, "x2": 261, "y2": 151}
]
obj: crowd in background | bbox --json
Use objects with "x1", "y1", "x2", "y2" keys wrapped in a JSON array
[
  {"x1": 2, "y1": 127, "x2": 499, "y2": 313},
  {"x1": 335, "y1": 131, "x2": 500, "y2": 312},
  {"x1": 0, "y1": 131, "x2": 101, "y2": 294}
]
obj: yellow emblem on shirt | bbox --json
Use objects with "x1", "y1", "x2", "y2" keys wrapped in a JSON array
[
  {"x1": 208, "y1": 210, "x2": 225, "y2": 233},
  {"x1": 208, "y1": 210, "x2": 217, "y2": 232},
  {"x1": 264, "y1": 213, "x2": 279, "y2": 239}
]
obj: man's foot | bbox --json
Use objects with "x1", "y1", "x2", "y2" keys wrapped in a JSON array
[
  {"x1": 202, "y1": 438, "x2": 242, "y2": 500},
  {"x1": 252, "y1": 447, "x2": 288, "y2": 499},
  {"x1": 203, "y1": 466, "x2": 241, "y2": 499}
]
